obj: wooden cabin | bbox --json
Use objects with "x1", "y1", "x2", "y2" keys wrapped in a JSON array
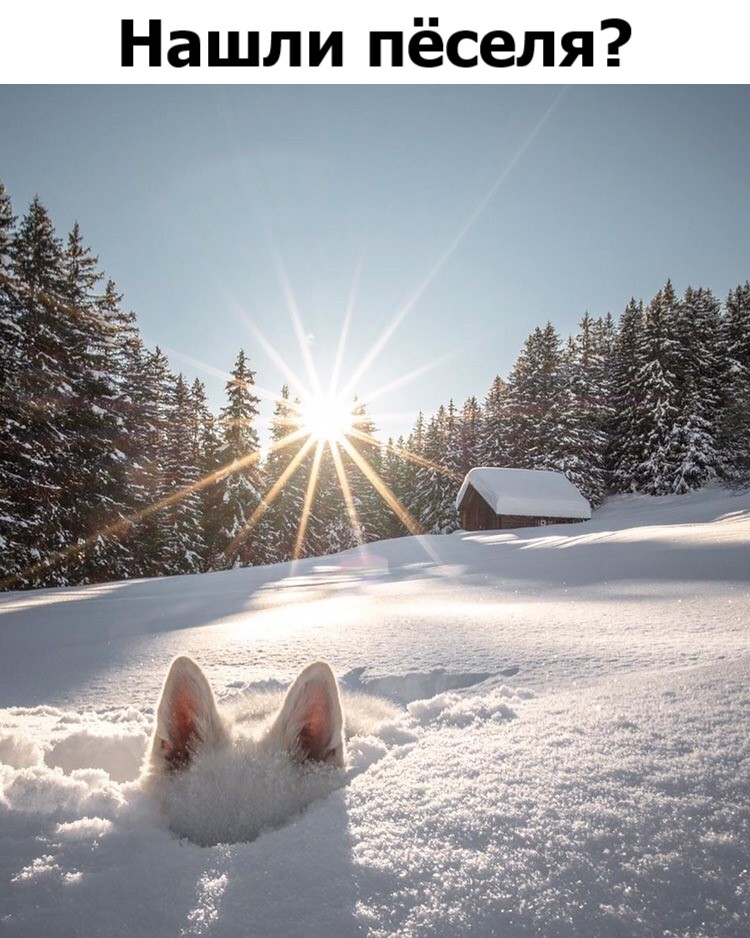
[{"x1": 456, "y1": 468, "x2": 591, "y2": 531}]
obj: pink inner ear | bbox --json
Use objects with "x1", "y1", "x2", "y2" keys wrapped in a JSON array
[
  {"x1": 295, "y1": 683, "x2": 333, "y2": 762},
  {"x1": 164, "y1": 687, "x2": 201, "y2": 771}
]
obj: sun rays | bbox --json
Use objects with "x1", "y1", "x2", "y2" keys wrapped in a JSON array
[
  {"x1": 0, "y1": 324, "x2": 442, "y2": 589},
  {"x1": 298, "y1": 392, "x2": 357, "y2": 444},
  {"x1": 212, "y1": 312, "x2": 444, "y2": 566},
  {"x1": 0, "y1": 90, "x2": 568, "y2": 590}
]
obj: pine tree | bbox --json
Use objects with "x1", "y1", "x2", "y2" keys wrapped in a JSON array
[
  {"x1": 400, "y1": 411, "x2": 426, "y2": 521},
  {"x1": 632, "y1": 281, "x2": 681, "y2": 494},
  {"x1": 565, "y1": 312, "x2": 611, "y2": 503},
  {"x1": 0, "y1": 183, "x2": 15, "y2": 273},
  {"x1": 719, "y1": 282, "x2": 750, "y2": 486},
  {"x1": 306, "y1": 443, "x2": 354, "y2": 557},
  {"x1": 216, "y1": 350, "x2": 263, "y2": 567},
  {"x1": 458, "y1": 396, "x2": 482, "y2": 476},
  {"x1": 347, "y1": 400, "x2": 388, "y2": 544},
  {"x1": 189, "y1": 378, "x2": 223, "y2": 568},
  {"x1": 609, "y1": 299, "x2": 645, "y2": 492},
  {"x1": 591, "y1": 311, "x2": 618, "y2": 454},
  {"x1": 58, "y1": 224, "x2": 132, "y2": 583},
  {"x1": 160, "y1": 374, "x2": 206, "y2": 575},
  {"x1": 505, "y1": 325, "x2": 560, "y2": 468},
  {"x1": 129, "y1": 346, "x2": 174, "y2": 577},
  {"x1": 260, "y1": 387, "x2": 305, "y2": 562},
  {"x1": 504, "y1": 322, "x2": 595, "y2": 499},
  {"x1": 667, "y1": 286, "x2": 722, "y2": 492},
  {"x1": 259, "y1": 386, "x2": 307, "y2": 563},
  {"x1": 95, "y1": 279, "x2": 155, "y2": 578},
  {"x1": 380, "y1": 436, "x2": 410, "y2": 538},
  {"x1": 0, "y1": 183, "x2": 22, "y2": 580},
  {"x1": 7, "y1": 197, "x2": 74, "y2": 585},
  {"x1": 479, "y1": 376, "x2": 510, "y2": 468},
  {"x1": 414, "y1": 405, "x2": 460, "y2": 533},
  {"x1": 505, "y1": 324, "x2": 559, "y2": 467}
]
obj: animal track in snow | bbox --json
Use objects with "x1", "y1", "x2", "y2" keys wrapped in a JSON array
[{"x1": 341, "y1": 667, "x2": 498, "y2": 705}]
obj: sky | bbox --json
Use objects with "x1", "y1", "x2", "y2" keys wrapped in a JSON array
[{"x1": 1, "y1": 85, "x2": 749, "y2": 441}]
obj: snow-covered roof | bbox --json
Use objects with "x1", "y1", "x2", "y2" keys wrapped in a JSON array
[{"x1": 456, "y1": 467, "x2": 591, "y2": 519}]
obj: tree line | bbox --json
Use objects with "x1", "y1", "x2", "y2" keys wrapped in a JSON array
[
  {"x1": 397, "y1": 281, "x2": 750, "y2": 533},
  {"x1": 0, "y1": 184, "x2": 748, "y2": 590}
]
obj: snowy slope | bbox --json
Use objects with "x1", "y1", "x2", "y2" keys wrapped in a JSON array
[{"x1": 1, "y1": 485, "x2": 749, "y2": 936}]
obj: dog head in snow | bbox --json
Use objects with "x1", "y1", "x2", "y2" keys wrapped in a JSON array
[{"x1": 141, "y1": 656, "x2": 346, "y2": 845}]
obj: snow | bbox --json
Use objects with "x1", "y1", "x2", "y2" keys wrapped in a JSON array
[
  {"x1": 456, "y1": 466, "x2": 592, "y2": 519},
  {"x1": 1, "y1": 484, "x2": 750, "y2": 936}
]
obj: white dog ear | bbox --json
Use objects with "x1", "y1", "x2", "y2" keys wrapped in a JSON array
[
  {"x1": 272, "y1": 661, "x2": 345, "y2": 767},
  {"x1": 151, "y1": 656, "x2": 228, "y2": 773}
]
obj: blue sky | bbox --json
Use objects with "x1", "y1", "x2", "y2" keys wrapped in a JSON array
[{"x1": 1, "y1": 85, "x2": 749, "y2": 440}]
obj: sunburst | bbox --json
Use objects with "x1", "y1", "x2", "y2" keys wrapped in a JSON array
[
  {"x1": 2, "y1": 90, "x2": 566, "y2": 589},
  {"x1": 298, "y1": 392, "x2": 357, "y2": 445},
  {"x1": 214, "y1": 260, "x2": 460, "y2": 566}
]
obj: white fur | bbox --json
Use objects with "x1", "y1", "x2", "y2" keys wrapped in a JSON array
[
  {"x1": 265, "y1": 661, "x2": 346, "y2": 766},
  {"x1": 141, "y1": 657, "x2": 393, "y2": 846},
  {"x1": 144, "y1": 655, "x2": 231, "y2": 781}
]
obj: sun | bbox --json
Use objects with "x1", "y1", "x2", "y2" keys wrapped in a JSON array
[{"x1": 299, "y1": 393, "x2": 355, "y2": 443}]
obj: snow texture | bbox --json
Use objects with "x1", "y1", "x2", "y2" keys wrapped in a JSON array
[
  {"x1": 1, "y1": 485, "x2": 749, "y2": 936},
  {"x1": 455, "y1": 466, "x2": 592, "y2": 519}
]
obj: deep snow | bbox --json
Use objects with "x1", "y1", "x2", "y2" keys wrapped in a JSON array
[{"x1": 1, "y1": 485, "x2": 749, "y2": 936}]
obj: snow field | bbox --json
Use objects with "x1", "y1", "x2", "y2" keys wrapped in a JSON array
[{"x1": 1, "y1": 485, "x2": 749, "y2": 935}]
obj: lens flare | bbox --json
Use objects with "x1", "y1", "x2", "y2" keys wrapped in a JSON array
[{"x1": 298, "y1": 393, "x2": 355, "y2": 444}]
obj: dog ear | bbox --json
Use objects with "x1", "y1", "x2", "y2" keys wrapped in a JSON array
[
  {"x1": 272, "y1": 661, "x2": 345, "y2": 767},
  {"x1": 150, "y1": 656, "x2": 228, "y2": 773}
]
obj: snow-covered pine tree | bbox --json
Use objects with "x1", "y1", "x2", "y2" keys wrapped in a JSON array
[
  {"x1": 591, "y1": 311, "x2": 618, "y2": 446},
  {"x1": 412, "y1": 411, "x2": 441, "y2": 531},
  {"x1": 0, "y1": 185, "x2": 17, "y2": 383},
  {"x1": 160, "y1": 374, "x2": 206, "y2": 575},
  {"x1": 58, "y1": 224, "x2": 132, "y2": 584},
  {"x1": 444, "y1": 399, "x2": 464, "y2": 482},
  {"x1": 258, "y1": 386, "x2": 307, "y2": 563},
  {"x1": 347, "y1": 400, "x2": 389, "y2": 544},
  {"x1": 505, "y1": 324, "x2": 558, "y2": 467},
  {"x1": 0, "y1": 183, "x2": 13, "y2": 271},
  {"x1": 129, "y1": 346, "x2": 174, "y2": 577},
  {"x1": 505, "y1": 325, "x2": 555, "y2": 468},
  {"x1": 380, "y1": 435, "x2": 410, "y2": 538},
  {"x1": 564, "y1": 312, "x2": 611, "y2": 504},
  {"x1": 408, "y1": 411, "x2": 426, "y2": 458},
  {"x1": 89, "y1": 278, "x2": 147, "y2": 579},
  {"x1": 306, "y1": 443, "x2": 355, "y2": 557},
  {"x1": 215, "y1": 349, "x2": 264, "y2": 567},
  {"x1": 399, "y1": 411, "x2": 425, "y2": 521},
  {"x1": 667, "y1": 286, "x2": 723, "y2": 492},
  {"x1": 297, "y1": 398, "x2": 372, "y2": 559},
  {"x1": 458, "y1": 396, "x2": 482, "y2": 477},
  {"x1": 609, "y1": 299, "x2": 645, "y2": 492},
  {"x1": 414, "y1": 404, "x2": 460, "y2": 533},
  {"x1": 478, "y1": 375, "x2": 510, "y2": 468},
  {"x1": 6, "y1": 197, "x2": 75, "y2": 586},
  {"x1": 632, "y1": 281, "x2": 681, "y2": 494},
  {"x1": 0, "y1": 183, "x2": 23, "y2": 581},
  {"x1": 718, "y1": 282, "x2": 750, "y2": 486},
  {"x1": 189, "y1": 378, "x2": 223, "y2": 569},
  {"x1": 504, "y1": 322, "x2": 595, "y2": 499}
]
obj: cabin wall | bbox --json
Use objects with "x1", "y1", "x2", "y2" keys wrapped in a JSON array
[
  {"x1": 497, "y1": 515, "x2": 585, "y2": 529},
  {"x1": 458, "y1": 484, "x2": 586, "y2": 531},
  {"x1": 459, "y1": 486, "x2": 498, "y2": 531}
]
